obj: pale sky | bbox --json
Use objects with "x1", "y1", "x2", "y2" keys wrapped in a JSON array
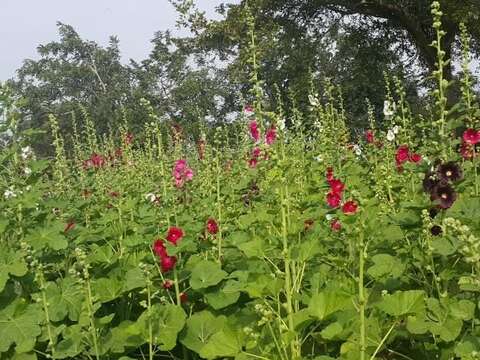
[{"x1": 0, "y1": 0, "x2": 233, "y2": 80}]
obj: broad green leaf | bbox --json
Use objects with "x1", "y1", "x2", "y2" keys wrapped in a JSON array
[
  {"x1": 181, "y1": 311, "x2": 226, "y2": 354},
  {"x1": 200, "y1": 327, "x2": 242, "y2": 359},
  {"x1": 308, "y1": 290, "x2": 352, "y2": 320},
  {"x1": 321, "y1": 322, "x2": 343, "y2": 340},
  {"x1": 367, "y1": 254, "x2": 405, "y2": 280},
  {"x1": 377, "y1": 290, "x2": 425, "y2": 317},
  {"x1": 190, "y1": 260, "x2": 227, "y2": 290},
  {"x1": 92, "y1": 277, "x2": 124, "y2": 303},
  {"x1": 137, "y1": 303, "x2": 186, "y2": 351},
  {"x1": 45, "y1": 277, "x2": 83, "y2": 322},
  {"x1": 54, "y1": 325, "x2": 84, "y2": 359},
  {"x1": 204, "y1": 288, "x2": 240, "y2": 310}
]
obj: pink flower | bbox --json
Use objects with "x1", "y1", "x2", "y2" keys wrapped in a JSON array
[
  {"x1": 330, "y1": 219, "x2": 341, "y2": 232},
  {"x1": 365, "y1": 130, "x2": 375, "y2": 144},
  {"x1": 206, "y1": 218, "x2": 219, "y2": 235},
  {"x1": 248, "y1": 158, "x2": 258, "y2": 168},
  {"x1": 463, "y1": 128, "x2": 480, "y2": 145},
  {"x1": 244, "y1": 105, "x2": 254, "y2": 116},
  {"x1": 172, "y1": 159, "x2": 194, "y2": 188},
  {"x1": 342, "y1": 200, "x2": 358, "y2": 215},
  {"x1": 265, "y1": 125, "x2": 277, "y2": 145},
  {"x1": 249, "y1": 121, "x2": 260, "y2": 142},
  {"x1": 253, "y1": 147, "x2": 261, "y2": 158}
]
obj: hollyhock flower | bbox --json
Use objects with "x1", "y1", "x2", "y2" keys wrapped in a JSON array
[
  {"x1": 365, "y1": 130, "x2": 375, "y2": 144},
  {"x1": 243, "y1": 105, "x2": 254, "y2": 117},
  {"x1": 163, "y1": 280, "x2": 174, "y2": 290},
  {"x1": 304, "y1": 219, "x2": 314, "y2": 231},
  {"x1": 161, "y1": 255, "x2": 177, "y2": 272},
  {"x1": 383, "y1": 100, "x2": 395, "y2": 118},
  {"x1": 409, "y1": 153, "x2": 422, "y2": 163},
  {"x1": 422, "y1": 172, "x2": 438, "y2": 193},
  {"x1": 179, "y1": 292, "x2": 188, "y2": 303},
  {"x1": 353, "y1": 145, "x2": 362, "y2": 156},
  {"x1": 248, "y1": 157, "x2": 258, "y2": 168},
  {"x1": 114, "y1": 148, "x2": 123, "y2": 159},
  {"x1": 173, "y1": 159, "x2": 194, "y2": 188},
  {"x1": 206, "y1": 218, "x2": 219, "y2": 235},
  {"x1": 166, "y1": 226, "x2": 184, "y2": 245},
  {"x1": 460, "y1": 142, "x2": 474, "y2": 160},
  {"x1": 330, "y1": 219, "x2": 342, "y2": 232},
  {"x1": 436, "y1": 162, "x2": 463, "y2": 182},
  {"x1": 430, "y1": 225, "x2": 442, "y2": 236},
  {"x1": 387, "y1": 130, "x2": 395, "y2": 142},
  {"x1": 463, "y1": 128, "x2": 480, "y2": 145},
  {"x1": 342, "y1": 200, "x2": 358, "y2": 215},
  {"x1": 252, "y1": 147, "x2": 261, "y2": 158},
  {"x1": 431, "y1": 182, "x2": 457, "y2": 209},
  {"x1": 395, "y1": 145, "x2": 410, "y2": 166},
  {"x1": 265, "y1": 125, "x2": 277, "y2": 145},
  {"x1": 326, "y1": 167, "x2": 334, "y2": 181},
  {"x1": 249, "y1": 120, "x2": 260, "y2": 142},
  {"x1": 124, "y1": 133, "x2": 134, "y2": 145},
  {"x1": 91, "y1": 153, "x2": 106, "y2": 168},
  {"x1": 326, "y1": 192, "x2": 342, "y2": 208},
  {"x1": 64, "y1": 221, "x2": 76, "y2": 233},
  {"x1": 328, "y1": 178, "x2": 345, "y2": 195},
  {"x1": 429, "y1": 207, "x2": 439, "y2": 219},
  {"x1": 153, "y1": 239, "x2": 167, "y2": 258}
]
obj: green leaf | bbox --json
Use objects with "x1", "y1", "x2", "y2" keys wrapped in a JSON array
[
  {"x1": 199, "y1": 327, "x2": 242, "y2": 359},
  {"x1": 0, "y1": 301, "x2": 42, "y2": 353},
  {"x1": 321, "y1": 322, "x2": 343, "y2": 340},
  {"x1": 308, "y1": 290, "x2": 352, "y2": 320},
  {"x1": 377, "y1": 290, "x2": 425, "y2": 317},
  {"x1": 137, "y1": 303, "x2": 186, "y2": 351},
  {"x1": 204, "y1": 288, "x2": 240, "y2": 310},
  {"x1": 92, "y1": 277, "x2": 124, "y2": 303},
  {"x1": 54, "y1": 325, "x2": 84, "y2": 359},
  {"x1": 190, "y1": 260, "x2": 228, "y2": 290},
  {"x1": 181, "y1": 311, "x2": 226, "y2": 354},
  {"x1": 45, "y1": 277, "x2": 83, "y2": 322},
  {"x1": 367, "y1": 254, "x2": 405, "y2": 280}
]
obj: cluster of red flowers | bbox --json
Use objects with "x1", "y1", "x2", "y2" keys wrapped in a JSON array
[
  {"x1": 325, "y1": 167, "x2": 358, "y2": 231},
  {"x1": 460, "y1": 128, "x2": 480, "y2": 159},
  {"x1": 83, "y1": 153, "x2": 106, "y2": 170},
  {"x1": 364, "y1": 130, "x2": 383, "y2": 148},
  {"x1": 395, "y1": 145, "x2": 422, "y2": 170},
  {"x1": 153, "y1": 227, "x2": 184, "y2": 272},
  {"x1": 172, "y1": 159, "x2": 194, "y2": 188},
  {"x1": 247, "y1": 119, "x2": 277, "y2": 168}
]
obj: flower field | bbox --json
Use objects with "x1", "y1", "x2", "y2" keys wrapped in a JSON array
[{"x1": 1, "y1": 3, "x2": 480, "y2": 360}]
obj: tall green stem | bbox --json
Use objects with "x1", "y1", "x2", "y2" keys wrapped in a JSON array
[{"x1": 359, "y1": 231, "x2": 366, "y2": 360}]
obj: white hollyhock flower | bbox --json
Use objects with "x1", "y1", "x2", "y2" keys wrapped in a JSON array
[
  {"x1": 4, "y1": 187, "x2": 16, "y2": 199},
  {"x1": 393, "y1": 125, "x2": 400, "y2": 134},
  {"x1": 325, "y1": 214, "x2": 335, "y2": 221},
  {"x1": 387, "y1": 130, "x2": 395, "y2": 142},
  {"x1": 314, "y1": 154, "x2": 323, "y2": 162},
  {"x1": 24, "y1": 167, "x2": 32, "y2": 175},
  {"x1": 308, "y1": 94, "x2": 319, "y2": 107},
  {"x1": 353, "y1": 144, "x2": 362, "y2": 156},
  {"x1": 21, "y1": 146, "x2": 33, "y2": 160},
  {"x1": 383, "y1": 100, "x2": 396, "y2": 118},
  {"x1": 278, "y1": 118, "x2": 286, "y2": 131},
  {"x1": 145, "y1": 193, "x2": 157, "y2": 202}
]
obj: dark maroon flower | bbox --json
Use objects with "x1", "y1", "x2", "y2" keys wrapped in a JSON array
[
  {"x1": 430, "y1": 225, "x2": 442, "y2": 236},
  {"x1": 179, "y1": 292, "x2": 188, "y2": 303},
  {"x1": 429, "y1": 207, "x2": 439, "y2": 219},
  {"x1": 422, "y1": 172, "x2": 439, "y2": 194},
  {"x1": 436, "y1": 162, "x2": 463, "y2": 182},
  {"x1": 431, "y1": 182, "x2": 457, "y2": 209}
]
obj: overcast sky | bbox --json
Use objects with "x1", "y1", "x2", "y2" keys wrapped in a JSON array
[{"x1": 0, "y1": 0, "x2": 232, "y2": 81}]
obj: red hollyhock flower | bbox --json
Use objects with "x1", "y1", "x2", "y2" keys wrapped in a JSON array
[
  {"x1": 463, "y1": 128, "x2": 480, "y2": 145},
  {"x1": 342, "y1": 200, "x2": 358, "y2": 215},
  {"x1": 91, "y1": 153, "x2": 106, "y2": 168},
  {"x1": 326, "y1": 192, "x2": 342, "y2": 208},
  {"x1": 328, "y1": 178, "x2": 345, "y2": 194},
  {"x1": 326, "y1": 167, "x2": 334, "y2": 181},
  {"x1": 206, "y1": 218, "x2": 219, "y2": 235},
  {"x1": 265, "y1": 125, "x2": 277, "y2": 145},
  {"x1": 64, "y1": 221, "x2": 76, "y2": 233},
  {"x1": 395, "y1": 145, "x2": 410, "y2": 165},
  {"x1": 179, "y1": 292, "x2": 188, "y2": 303},
  {"x1": 161, "y1": 255, "x2": 177, "y2": 272},
  {"x1": 249, "y1": 120, "x2": 260, "y2": 142},
  {"x1": 124, "y1": 133, "x2": 134, "y2": 145},
  {"x1": 330, "y1": 219, "x2": 341, "y2": 232},
  {"x1": 166, "y1": 226, "x2": 184, "y2": 245},
  {"x1": 409, "y1": 153, "x2": 422, "y2": 163},
  {"x1": 163, "y1": 280, "x2": 174, "y2": 290},
  {"x1": 365, "y1": 130, "x2": 375, "y2": 144},
  {"x1": 153, "y1": 239, "x2": 167, "y2": 258},
  {"x1": 248, "y1": 157, "x2": 258, "y2": 168}
]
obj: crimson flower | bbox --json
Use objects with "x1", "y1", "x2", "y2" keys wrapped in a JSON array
[
  {"x1": 163, "y1": 280, "x2": 174, "y2": 290},
  {"x1": 395, "y1": 145, "x2": 410, "y2": 166},
  {"x1": 365, "y1": 130, "x2": 375, "y2": 144},
  {"x1": 248, "y1": 157, "x2": 258, "y2": 168},
  {"x1": 179, "y1": 292, "x2": 188, "y2": 303},
  {"x1": 409, "y1": 153, "x2": 422, "y2": 163},
  {"x1": 328, "y1": 178, "x2": 345, "y2": 195},
  {"x1": 342, "y1": 200, "x2": 358, "y2": 215},
  {"x1": 330, "y1": 219, "x2": 341, "y2": 232},
  {"x1": 153, "y1": 239, "x2": 167, "y2": 258},
  {"x1": 327, "y1": 192, "x2": 342, "y2": 208},
  {"x1": 249, "y1": 120, "x2": 260, "y2": 142},
  {"x1": 206, "y1": 218, "x2": 219, "y2": 235},
  {"x1": 166, "y1": 226, "x2": 184, "y2": 245},
  {"x1": 326, "y1": 167, "x2": 334, "y2": 181},
  {"x1": 161, "y1": 255, "x2": 177, "y2": 272},
  {"x1": 265, "y1": 125, "x2": 277, "y2": 145},
  {"x1": 463, "y1": 128, "x2": 480, "y2": 145}
]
